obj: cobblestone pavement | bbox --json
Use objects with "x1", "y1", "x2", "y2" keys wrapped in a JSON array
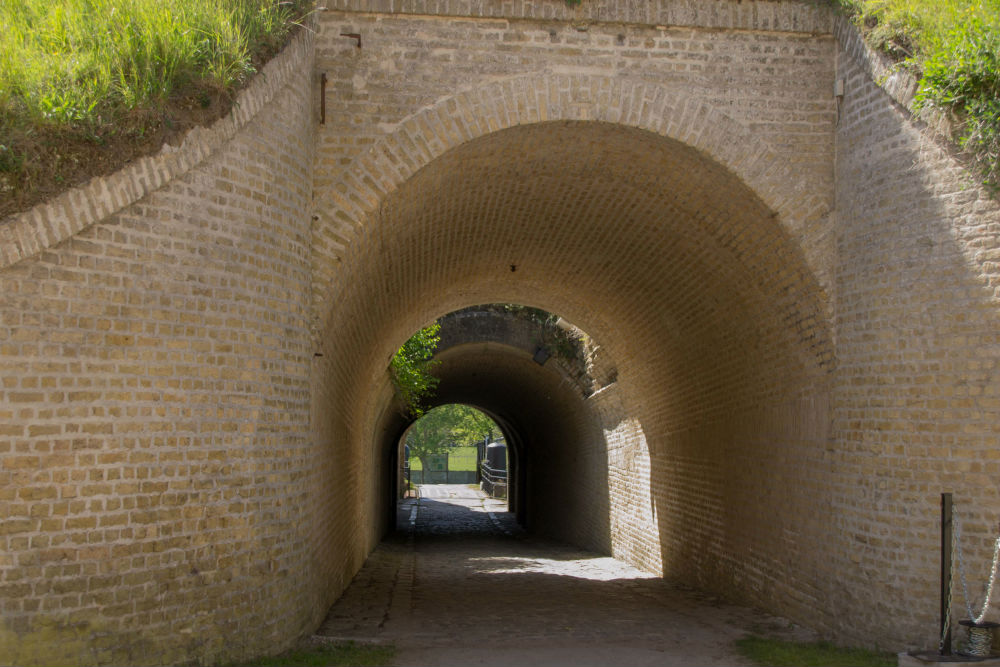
[{"x1": 314, "y1": 484, "x2": 814, "y2": 666}]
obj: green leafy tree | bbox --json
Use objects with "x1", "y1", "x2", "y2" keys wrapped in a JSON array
[
  {"x1": 406, "y1": 404, "x2": 500, "y2": 469},
  {"x1": 390, "y1": 323, "x2": 441, "y2": 416}
]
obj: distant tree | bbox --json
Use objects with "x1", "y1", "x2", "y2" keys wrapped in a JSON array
[
  {"x1": 406, "y1": 404, "x2": 500, "y2": 469},
  {"x1": 449, "y1": 406, "x2": 501, "y2": 445},
  {"x1": 390, "y1": 323, "x2": 441, "y2": 416}
]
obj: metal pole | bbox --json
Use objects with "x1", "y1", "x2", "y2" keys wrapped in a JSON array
[{"x1": 941, "y1": 492, "x2": 953, "y2": 656}]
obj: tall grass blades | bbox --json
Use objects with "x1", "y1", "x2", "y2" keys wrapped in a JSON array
[
  {"x1": 839, "y1": 0, "x2": 1000, "y2": 193},
  {"x1": 0, "y1": 0, "x2": 305, "y2": 130},
  {"x1": 0, "y1": 0, "x2": 308, "y2": 215},
  {"x1": 916, "y1": 6, "x2": 1000, "y2": 191}
]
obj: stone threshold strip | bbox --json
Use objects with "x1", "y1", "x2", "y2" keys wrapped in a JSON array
[
  {"x1": 322, "y1": 0, "x2": 834, "y2": 35},
  {"x1": 0, "y1": 22, "x2": 316, "y2": 271}
]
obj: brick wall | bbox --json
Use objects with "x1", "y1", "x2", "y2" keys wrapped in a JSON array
[
  {"x1": 3, "y1": 0, "x2": 1000, "y2": 663},
  {"x1": 830, "y1": 16, "x2": 1000, "y2": 647},
  {"x1": 0, "y1": 29, "x2": 321, "y2": 667},
  {"x1": 311, "y1": 96, "x2": 840, "y2": 641}
]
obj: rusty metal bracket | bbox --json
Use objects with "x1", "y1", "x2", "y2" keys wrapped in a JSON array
[{"x1": 320, "y1": 72, "x2": 327, "y2": 124}]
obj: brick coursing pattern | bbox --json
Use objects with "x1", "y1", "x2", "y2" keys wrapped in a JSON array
[
  {"x1": 830, "y1": 21, "x2": 1000, "y2": 648},
  {"x1": 320, "y1": 0, "x2": 834, "y2": 33},
  {"x1": 307, "y1": 10, "x2": 841, "y2": 645},
  {"x1": 3, "y1": 0, "x2": 1000, "y2": 663},
  {"x1": 0, "y1": 26, "x2": 320, "y2": 667}
]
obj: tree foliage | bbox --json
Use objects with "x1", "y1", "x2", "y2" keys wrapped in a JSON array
[
  {"x1": 405, "y1": 404, "x2": 501, "y2": 467},
  {"x1": 390, "y1": 323, "x2": 440, "y2": 417}
]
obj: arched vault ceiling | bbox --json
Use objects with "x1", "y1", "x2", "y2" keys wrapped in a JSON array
[{"x1": 317, "y1": 121, "x2": 834, "y2": 435}]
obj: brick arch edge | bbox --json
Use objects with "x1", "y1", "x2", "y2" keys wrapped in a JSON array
[{"x1": 308, "y1": 71, "x2": 833, "y2": 331}]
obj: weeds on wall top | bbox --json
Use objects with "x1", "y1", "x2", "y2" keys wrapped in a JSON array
[
  {"x1": 0, "y1": 0, "x2": 313, "y2": 218},
  {"x1": 836, "y1": 0, "x2": 1000, "y2": 195}
]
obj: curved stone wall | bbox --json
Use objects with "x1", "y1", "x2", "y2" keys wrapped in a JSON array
[
  {"x1": 829, "y1": 14, "x2": 1000, "y2": 648},
  {"x1": 0, "y1": 28, "x2": 323, "y2": 667}
]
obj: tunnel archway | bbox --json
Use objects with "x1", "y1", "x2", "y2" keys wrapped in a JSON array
[
  {"x1": 310, "y1": 119, "x2": 837, "y2": 628},
  {"x1": 380, "y1": 306, "x2": 615, "y2": 545}
]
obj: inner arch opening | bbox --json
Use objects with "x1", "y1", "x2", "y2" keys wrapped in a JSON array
[
  {"x1": 378, "y1": 305, "x2": 617, "y2": 546},
  {"x1": 396, "y1": 403, "x2": 510, "y2": 528}
]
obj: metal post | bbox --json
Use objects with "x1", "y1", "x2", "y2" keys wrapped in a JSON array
[{"x1": 941, "y1": 492, "x2": 953, "y2": 656}]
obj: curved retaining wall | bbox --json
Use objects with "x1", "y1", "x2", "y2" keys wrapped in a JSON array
[
  {"x1": 828, "y1": 14, "x2": 1000, "y2": 647},
  {"x1": 0, "y1": 28, "x2": 323, "y2": 666}
]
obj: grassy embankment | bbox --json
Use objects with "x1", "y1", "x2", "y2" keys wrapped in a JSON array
[
  {"x1": 736, "y1": 636, "x2": 897, "y2": 667},
  {"x1": 0, "y1": 0, "x2": 310, "y2": 217},
  {"x1": 242, "y1": 641, "x2": 395, "y2": 667},
  {"x1": 2, "y1": 1, "x2": 997, "y2": 217},
  {"x1": 838, "y1": 0, "x2": 1000, "y2": 193}
]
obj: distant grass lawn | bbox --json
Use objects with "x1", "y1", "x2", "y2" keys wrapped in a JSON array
[
  {"x1": 735, "y1": 636, "x2": 897, "y2": 667},
  {"x1": 408, "y1": 446, "x2": 478, "y2": 472},
  {"x1": 448, "y1": 446, "x2": 479, "y2": 472}
]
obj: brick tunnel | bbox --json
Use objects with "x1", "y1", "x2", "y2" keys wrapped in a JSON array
[
  {"x1": 5, "y1": 1, "x2": 1000, "y2": 664},
  {"x1": 379, "y1": 306, "x2": 600, "y2": 530},
  {"x1": 312, "y1": 120, "x2": 837, "y2": 627}
]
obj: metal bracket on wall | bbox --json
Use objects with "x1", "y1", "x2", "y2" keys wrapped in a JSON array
[{"x1": 320, "y1": 72, "x2": 327, "y2": 124}]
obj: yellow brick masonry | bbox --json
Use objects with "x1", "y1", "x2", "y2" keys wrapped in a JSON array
[
  {"x1": 1, "y1": 24, "x2": 318, "y2": 667},
  {"x1": 3, "y1": 1, "x2": 1000, "y2": 664}
]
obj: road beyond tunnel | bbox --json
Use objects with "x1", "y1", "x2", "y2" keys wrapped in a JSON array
[{"x1": 314, "y1": 484, "x2": 816, "y2": 666}]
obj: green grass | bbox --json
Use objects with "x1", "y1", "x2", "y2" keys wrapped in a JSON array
[
  {"x1": 408, "y1": 446, "x2": 478, "y2": 472},
  {"x1": 447, "y1": 446, "x2": 479, "y2": 472},
  {"x1": 836, "y1": 0, "x2": 1000, "y2": 193},
  {"x1": 0, "y1": 0, "x2": 311, "y2": 215},
  {"x1": 241, "y1": 641, "x2": 395, "y2": 667},
  {"x1": 1, "y1": 0, "x2": 306, "y2": 125},
  {"x1": 735, "y1": 636, "x2": 897, "y2": 667}
]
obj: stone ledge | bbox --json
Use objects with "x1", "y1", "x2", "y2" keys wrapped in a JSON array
[
  {"x1": 832, "y1": 14, "x2": 918, "y2": 110},
  {"x1": 320, "y1": 0, "x2": 835, "y2": 34}
]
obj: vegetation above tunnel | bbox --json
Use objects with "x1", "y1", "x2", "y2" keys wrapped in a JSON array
[
  {"x1": 836, "y1": 0, "x2": 1000, "y2": 194},
  {"x1": 3, "y1": 0, "x2": 996, "y2": 221},
  {"x1": 0, "y1": 0, "x2": 312, "y2": 217},
  {"x1": 390, "y1": 322, "x2": 440, "y2": 417}
]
